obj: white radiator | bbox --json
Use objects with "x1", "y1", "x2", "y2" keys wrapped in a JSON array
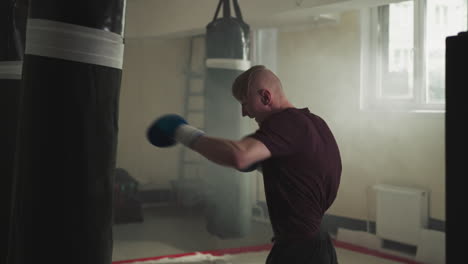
[{"x1": 373, "y1": 184, "x2": 429, "y2": 246}]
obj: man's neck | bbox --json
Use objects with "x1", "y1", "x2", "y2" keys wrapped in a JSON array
[{"x1": 277, "y1": 99, "x2": 294, "y2": 110}]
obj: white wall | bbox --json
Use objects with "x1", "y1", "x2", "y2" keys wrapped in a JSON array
[
  {"x1": 117, "y1": 37, "x2": 190, "y2": 189},
  {"x1": 276, "y1": 11, "x2": 445, "y2": 221},
  {"x1": 118, "y1": 4, "x2": 445, "y2": 222},
  {"x1": 125, "y1": 0, "x2": 406, "y2": 38}
]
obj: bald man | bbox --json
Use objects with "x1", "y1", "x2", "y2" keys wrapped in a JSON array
[{"x1": 147, "y1": 65, "x2": 341, "y2": 264}]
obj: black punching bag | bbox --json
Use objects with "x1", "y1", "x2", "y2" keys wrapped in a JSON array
[
  {"x1": 0, "y1": 0, "x2": 27, "y2": 263},
  {"x1": 446, "y1": 31, "x2": 468, "y2": 264},
  {"x1": 7, "y1": 1, "x2": 126, "y2": 263},
  {"x1": 204, "y1": 0, "x2": 253, "y2": 239}
]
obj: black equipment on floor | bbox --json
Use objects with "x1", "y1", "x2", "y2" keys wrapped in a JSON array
[{"x1": 113, "y1": 168, "x2": 144, "y2": 224}]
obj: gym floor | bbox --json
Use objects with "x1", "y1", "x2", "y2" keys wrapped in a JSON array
[{"x1": 111, "y1": 205, "x2": 418, "y2": 264}]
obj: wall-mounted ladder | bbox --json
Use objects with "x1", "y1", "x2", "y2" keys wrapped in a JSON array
[{"x1": 172, "y1": 34, "x2": 207, "y2": 208}]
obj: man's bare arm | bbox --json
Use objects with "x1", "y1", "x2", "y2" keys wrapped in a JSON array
[{"x1": 190, "y1": 136, "x2": 271, "y2": 170}]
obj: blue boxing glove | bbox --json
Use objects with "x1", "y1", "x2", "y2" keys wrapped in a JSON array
[
  {"x1": 147, "y1": 114, "x2": 205, "y2": 148},
  {"x1": 147, "y1": 114, "x2": 186, "y2": 147}
]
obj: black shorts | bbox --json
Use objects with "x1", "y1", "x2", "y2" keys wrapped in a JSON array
[{"x1": 265, "y1": 230, "x2": 338, "y2": 264}]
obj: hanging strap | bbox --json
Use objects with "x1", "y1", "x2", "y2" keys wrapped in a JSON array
[
  {"x1": 211, "y1": 0, "x2": 244, "y2": 22},
  {"x1": 233, "y1": 0, "x2": 243, "y2": 21},
  {"x1": 212, "y1": 0, "x2": 223, "y2": 22},
  {"x1": 223, "y1": 0, "x2": 230, "y2": 19}
]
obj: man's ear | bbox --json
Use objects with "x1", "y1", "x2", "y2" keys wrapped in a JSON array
[{"x1": 258, "y1": 89, "x2": 271, "y2": 105}]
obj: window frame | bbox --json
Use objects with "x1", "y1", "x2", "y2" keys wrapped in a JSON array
[{"x1": 360, "y1": 0, "x2": 449, "y2": 113}]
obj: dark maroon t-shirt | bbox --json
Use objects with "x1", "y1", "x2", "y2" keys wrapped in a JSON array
[{"x1": 249, "y1": 108, "x2": 341, "y2": 242}]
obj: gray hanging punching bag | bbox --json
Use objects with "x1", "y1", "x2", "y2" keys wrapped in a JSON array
[
  {"x1": 7, "y1": 0, "x2": 126, "y2": 263},
  {"x1": 204, "y1": 0, "x2": 252, "y2": 239},
  {"x1": 0, "y1": 0, "x2": 27, "y2": 263}
]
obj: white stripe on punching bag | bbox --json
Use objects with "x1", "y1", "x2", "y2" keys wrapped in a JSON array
[
  {"x1": 206, "y1": 58, "x2": 251, "y2": 71},
  {"x1": 25, "y1": 19, "x2": 124, "y2": 69},
  {"x1": 0, "y1": 61, "x2": 23, "y2": 79}
]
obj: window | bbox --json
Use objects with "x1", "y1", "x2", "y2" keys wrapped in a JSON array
[{"x1": 361, "y1": 0, "x2": 467, "y2": 112}]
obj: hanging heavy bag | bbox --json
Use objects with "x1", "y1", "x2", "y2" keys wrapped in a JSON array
[
  {"x1": 8, "y1": 1, "x2": 126, "y2": 263},
  {"x1": 0, "y1": 0, "x2": 28, "y2": 263},
  {"x1": 203, "y1": 0, "x2": 253, "y2": 239}
]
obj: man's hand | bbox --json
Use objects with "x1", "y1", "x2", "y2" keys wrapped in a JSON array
[{"x1": 147, "y1": 114, "x2": 204, "y2": 147}]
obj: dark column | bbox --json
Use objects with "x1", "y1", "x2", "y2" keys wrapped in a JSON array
[
  {"x1": 8, "y1": 1, "x2": 126, "y2": 263},
  {"x1": 0, "y1": 1, "x2": 28, "y2": 263},
  {"x1": 445, "y1": 31, "x2": 468, "y2": 264}
]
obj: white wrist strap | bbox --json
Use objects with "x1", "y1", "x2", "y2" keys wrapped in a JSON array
[{"x1": 174, "y1": 124, "x2": 205, "y2": 147}]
